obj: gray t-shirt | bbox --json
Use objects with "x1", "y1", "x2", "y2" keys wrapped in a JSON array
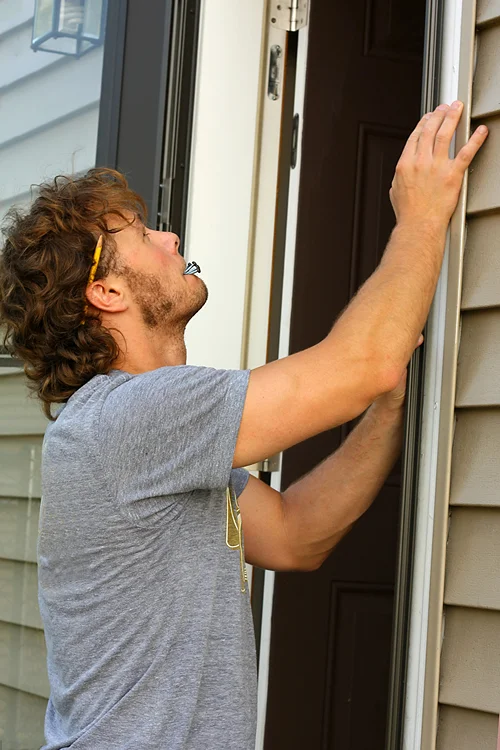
[{"x1": 38, "y1": 365, "x2": 257, "y2": 750}]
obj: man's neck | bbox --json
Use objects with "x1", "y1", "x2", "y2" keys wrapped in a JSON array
[{"x1": 111, "y1": 323, "x2": 188, "y2": 374}]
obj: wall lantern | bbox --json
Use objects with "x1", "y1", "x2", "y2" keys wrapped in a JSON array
[{"x1": 31, "y1": 0, "x2": 107, "y2": 58}]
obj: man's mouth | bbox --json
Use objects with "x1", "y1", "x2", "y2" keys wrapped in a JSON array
[{"x1": 183, "y1": 261, "x2": 201, "y2": 276}]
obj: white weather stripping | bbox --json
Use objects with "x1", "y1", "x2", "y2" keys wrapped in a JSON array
[
  {"x1": 402, "y1": 0, "x2": 464, "y2": 747},
  {"x1": 254, "y1": 22, "x2": 310, "y2": 750}
]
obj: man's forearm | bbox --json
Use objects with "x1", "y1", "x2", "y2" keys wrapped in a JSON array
[
  {"x1": 282, "y1": 400, "x2": 404, "y2": 570},
  {"x1": 321, "y1": 221, "x2": 446, "y2": 388}
]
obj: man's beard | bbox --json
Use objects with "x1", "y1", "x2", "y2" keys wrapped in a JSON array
[{"x1": 121, "y1": 266, "x2": 208, "y2": 332}]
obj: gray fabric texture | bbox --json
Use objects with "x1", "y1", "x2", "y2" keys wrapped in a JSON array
[{"x1": 38, "y1": 365, "x2": 256, "y2": 750}]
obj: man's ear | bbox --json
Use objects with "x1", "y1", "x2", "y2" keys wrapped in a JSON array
[{"x1": 86, "y1": 277, "x2": 128, "y2": 314}]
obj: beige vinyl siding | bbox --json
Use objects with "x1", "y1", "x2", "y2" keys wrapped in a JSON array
[
  {"x1": 0, "y1": 685, "x2": 48, "y2": 750},
  {"x1": 438, "y1": 706, "x2": 499, "y2": 750},
  {"x1": 436, "y1": 1, "x2": 500, "y2": 745},
  {"x1": 451, "y1": 410, "x2": 500, "y2": 505},
  {"x1": 444, "y1": 508, "x2": 500, "y2": 608},
  {"x1": 0, "y1": 495, "x2": 40, "y2": 564},
  {"x1": 0, "y1": 560, "x2": 43, "y2": 629},
  {"x1": 0, "y1": 376, "x2": 48, "y2": 749},
  {"x1": 477, "y1": 0, "x2": 500, "y2": 25},
  {"x1": 0, "y1": 621, "x2": 49, "y2": 699},
  {"x1": 461, "y1": 215, "x2": 500, "y2": 309}
]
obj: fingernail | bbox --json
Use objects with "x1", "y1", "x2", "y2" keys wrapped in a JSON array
[
  {"x1": 477, "y1": 125, "x2": 488, "y2": 134},
  {"x1": 424, "y1": 113, "x2": 433, "y2": 120},
  {"x1": 437, "y1": 104, "x2": 449, "y2": 111},
  {"x1": 451, "y1": 100, "x2": 463, "y2": 110}
]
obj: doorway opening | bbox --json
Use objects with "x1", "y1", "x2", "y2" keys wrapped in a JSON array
[{"x1": 263, "y1": 0, "x2": 429, "y2": 747}]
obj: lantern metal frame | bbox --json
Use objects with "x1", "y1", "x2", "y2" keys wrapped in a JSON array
[{"x1": 31, "y1": 0, "x2": 108, "y2": 59}]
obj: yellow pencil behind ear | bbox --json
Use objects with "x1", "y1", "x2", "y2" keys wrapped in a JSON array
[{"x1": 81, "y1": 235, "x2": 104, "y2": 325}]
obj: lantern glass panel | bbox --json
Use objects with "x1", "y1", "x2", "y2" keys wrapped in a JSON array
[
  {"x1": 83, "y1": 0, "x2": 104, "y2": 40},
  {"x1": 33, "y1": 0, "x2": 55, "y2": 42},
  {"x1": 40, "y1": 36, "x2": 80, "y2": 55},
  {"x1": 58, "y1": 0, "x2": 85, "y2": 35}
]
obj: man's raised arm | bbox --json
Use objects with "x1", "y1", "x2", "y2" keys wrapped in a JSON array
[{"x1": 233, "y1": 101, "x2": 487, "y2": 469}]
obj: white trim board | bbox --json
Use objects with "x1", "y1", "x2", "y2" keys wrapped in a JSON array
[
  {"x1": 254, "y1": 22, "x2": 310, "y2": 750},
  {"x1": 183, "y1": 0, "x2": 267, "y2": 371}
]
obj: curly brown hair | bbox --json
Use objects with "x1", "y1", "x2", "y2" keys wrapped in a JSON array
[{"x1": 0, "y1": 168, "x2": 147, "y2": 419}]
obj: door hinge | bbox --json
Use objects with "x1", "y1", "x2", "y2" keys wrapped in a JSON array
[
  {"x1": 269, "y1": 0, "x2": 309, "y2": 32},
  {"x1": 267, "y1": 44, "x2": 283, "y2": 100}
]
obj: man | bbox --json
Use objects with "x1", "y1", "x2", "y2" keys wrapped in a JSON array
[{"x1": 0, "y1": 103, "x2": 487, "y2": 749}]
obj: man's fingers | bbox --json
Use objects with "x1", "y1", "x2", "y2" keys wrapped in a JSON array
[
  {"x1": 400, "y1": 111, "x2": 434, "y2": 159},
  {"x1": 455, "y1": 125, "x2": 489, "y2": 170},
  {"x1": 432, "y1": 101, "x2": 464, "y2": 157},
  {"x1": 416, "y1": 104, "x2": 451, "y2": 156}
]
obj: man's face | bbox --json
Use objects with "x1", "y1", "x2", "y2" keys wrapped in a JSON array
[{"x1": 110, "y1": 214, "x2": 208, "y2": 331}]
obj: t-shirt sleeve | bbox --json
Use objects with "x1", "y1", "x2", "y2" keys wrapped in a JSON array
[
  {"x1": 98, "y1": 365, "x2": 250, "y2": 523},
  {"x1": 230, "y1": 468, "x2": 250, "y2": 498}
]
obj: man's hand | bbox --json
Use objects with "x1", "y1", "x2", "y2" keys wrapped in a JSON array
[{"x1": 390, "y1": 101, "x2": 488, "y2": 229}]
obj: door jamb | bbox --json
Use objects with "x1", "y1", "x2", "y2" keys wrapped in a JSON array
[
  {"x1": 385, "y1": 0, "x2": 445, "y2": 746},
  {"x1": 254, "y1": 22, "x2": 310, "y2": 750},
  {"x1": 401, "y1": 0, "x2": 471, "y2": 747}
]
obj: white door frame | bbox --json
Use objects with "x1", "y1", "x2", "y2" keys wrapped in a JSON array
[
  {"x1": 254, "y1": 23, "x2": 310, "y2": 750},
  {"x1": 403, "y1": 0, "x2": 466, "y2": 747},
  {"x1": 183, "y1": 0, "x2": 268, "y2": 371}
]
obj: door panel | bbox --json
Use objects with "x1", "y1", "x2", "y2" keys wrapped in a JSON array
[{"x1": 264, "y1": 0, "x2": 426, "y2": 747}]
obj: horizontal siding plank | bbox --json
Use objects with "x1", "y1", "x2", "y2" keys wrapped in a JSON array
[
  {"x1": 0, "y1": 0, "x2": 33, "y2": 38},
  {"x1": 467, "y1": 115, "x2": 500, "y2": 214},
  {"x1": 0, "y1": 105, "x2": 99, "y2": 205},
  {"x1": 0, "y1": 684, "x2": 46, "y2": 750},
  {"x1": 0, "y1": 190, "x2": 31, "y2": 226},
  {"x1": 1, "y1": 46, "x2": 103, "y2": 145},
  {"x1": 0, "y1": 621, "x2": 49, "y2": 699},
  {"x1": 445, "y1": 507, "x2": 500, "y2": 608},
  {"x1": 440, "y1": 606, "x2": 500, "y2": 714},
  {"x1": 477, "y1": 0, "x2": 500, "y2": 26},
  {"x1": 0, "y1": 560, "x2": 42, "y2": 629},
  {"x1": 472, "y1": 24, "x2": 500, "y2": 118},
  {"x1": 437, "y1": 706, "x2": 498, "y2": 750},
  {"x1": 462, "y1": 214, "x2": 500, "y2": 309},
  {"x1": 0, "y1": 373, "x2": 47, "y2": 435},
  {"x1": 0, "y1": 497, "x2": 40, "y2": 563},
  {"x1": 455, "y1": 310, "x2": 500, "y2": 407},
  {"x1": 451, "y1": 409, "x2": 500, "y2": 506},
  {"x1": 0, "y1": 22, "x2": 61, "y2": 91},
  {"x1": 0, "y1": 437, "x2": 42, "y2": 498}
]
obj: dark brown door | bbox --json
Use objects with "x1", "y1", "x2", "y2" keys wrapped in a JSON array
[{"x1": 263, "y1": 1, "x2": 426, "y2": 748}]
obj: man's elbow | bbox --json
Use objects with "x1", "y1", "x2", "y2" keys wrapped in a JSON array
[
  {"x1": 288, "y1": 528, "x2": 354, "y2": 572},
  {"x1": 375, "y1": 363, "x2": 404, "y2": 397},
  {"x1": 287, "y1": 551, "x2": 327, "y2": 572}
]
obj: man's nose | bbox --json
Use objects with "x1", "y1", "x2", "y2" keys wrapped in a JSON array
[{"x1": 165, "y1": 232, "x2": 181, "y2": 253}]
